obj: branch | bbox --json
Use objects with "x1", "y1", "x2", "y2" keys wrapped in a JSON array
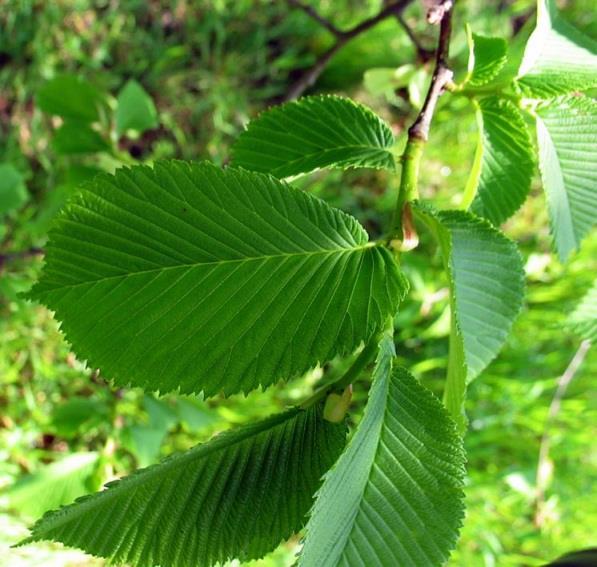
[
  {"x1": 396, "y1": 13, "x2": 435, "y2": 62},
  {"x1": 284, "y1": 0, "x2": 415, "y2": 102},
  {"x1": 534, "y1": 339, "x2": 591, "y2": 527},
  {"x1": 286, "y1": 0, "x2": 343, "y2": 38},
  {"x1": 389, "y1": 0, "x2": 455, "y2": 246},
  {"x1": 408, "y1": 0, "x2": 454, "y2": 141},
  {"x1": 0, "y1": 246, "x2": 44, "y2": 270}
]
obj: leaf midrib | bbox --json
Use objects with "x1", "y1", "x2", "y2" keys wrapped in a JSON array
[{"x1": 38, "y1": 244, "x2": 377, "y2": 294}]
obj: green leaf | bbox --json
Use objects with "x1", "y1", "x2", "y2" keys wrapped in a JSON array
[
  {"x1": 231, "y1": 95, "x2": 396, "y2": 178},
  {"x1": 4, "y1": 453, "x2": 100, "y2": 519},
  {"x1": 416, "y1": 207, "x2": 524, "y2": 425},
  {"x1": 52, "y1": 121, "x2": 111, "y2": 155},
  {"x1": 115, "y1": 79, "x2": 159, "y2": 136},
  {"x1": 536, "y1": 96, "x2": 597, "y2": 261},
  {"x1": 50, "y1": 397, "x2": 109, "y2": 438},
  {"x1": 464, "y1": 28, "x2": 508, "y2": 88},
  {"x1": 37, "y1": 74, "x2": 105, "y2": 123},
  {"x1": 568, "y1": 279, "x2": 597, "y2": 341},
  {"x1": 516, "y1": 0, "x2": 597, "y2": 97},
  {"x1": 22, "y1": 404, "x2": 346, "y2": 567},
  {"x1": 28, "y1": 161, "x2": 406, "y2": 397},
  {"x1": 468, "y1": 97, "x2": 535, "y2": 225},
  {"x1": 0, "y1": 163, "x2": 28, "y2": 214},
  {"x1": 299, "y1": 334, "x2": 465, "y2": 566}
]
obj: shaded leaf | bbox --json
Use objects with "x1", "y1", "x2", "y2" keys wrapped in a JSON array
[
  {"x1": 4, "y1": 453, "x2": 100, "y2": 519},
  {"x1": 52, "y1": 122, "x2": 111, "y2": 155},
  {"x1": 231, "y1": 95, "x2": 396, "y2": 178},
  {"x1": 300, "y1": 334, "x2": 465, "y2": 566},
  {"x1": 50, "y1": 397, "x2": 109, "y2": 438},
  {"x1": 0, "y1": 163, "x2": 28, "y2": 214},
  {"x1": 22, "y1": 404, "x2": 346, "y2": 567},
  {"x1": 115, "y1": 79, "x2": 159, "y2": 136},
  {"x1": 536, "y1": 96, "x2": 597, "y2": 261},
  {"x1": 28, "y1": 161, "x2": 406, "y2": 397},
  {"x1": 469, "y1": 97, "x2": 535, "y2": 225},
  {"x1": 37, "y1": 74, "x2": 105, "y2": 123}
]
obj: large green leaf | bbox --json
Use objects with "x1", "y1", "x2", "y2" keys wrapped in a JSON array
[
  {"x1": 115, "y1": 79, "x2": 159, "y2": 136},
  {"x1": 516, "y1": 0, "x2": 597, "y2": 97},
  {"x1": 536, "y1": 96, "x2": 597, "y2": 261},
  {"x1": 568, "y1": 279, "x2": 597, "y2": 341},
  {"x1": 299, "y1": 334, "x2": 465, "y2": 566},
  {"x1": 416, "y1": 207, "x2": 524, "y2": 426},
  {"x1": 464, "y1": 29, "x2": 508, "y2": 88},
  {"x1": 4, "y1": 453, "x2": 100, "y2": 519},
  {"x1": 22, "y1": 404, "x2": 346, "y2": 567},
  {"x1": 28, "y1": 161, "x2": 406, "y2": 397},
  {"x1": 468, "y1": 97, "x2": 535, "y2": 225},
  {"x1": 36, "y1": 74, "x2": 105, "y2": 123},
  {"x1": 231, "y1": 95, "x2": 396, "y2": 178}
]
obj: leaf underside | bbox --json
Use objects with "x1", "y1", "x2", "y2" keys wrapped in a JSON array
[
  {"x1": 417, "y1": 207, "x2": 525, "y2": 382},
  {"x1": 299, "y1": 335, "x2": 465, "y2": 566},
  {"x1": 231, "y1": 95, "x2": 396, "y2": 178},
  {"x1": 536, "y1": 96, "x2": 597, "y2": 262},
  {"x1": 568, "y1": 279, "x2": 597, "y2": 341},
  {"x1": 28, "y1": 161, "x2": 406, "y2": 397},
  {"x1": 22, "y1": 404, "x2": 346, "y2": 567},
  {"x1": 516, "y1": 0, "x2": 597, "y2": 97},
  {"x1": 470, "y1": 96, "x2": 535, "y2": 225}
]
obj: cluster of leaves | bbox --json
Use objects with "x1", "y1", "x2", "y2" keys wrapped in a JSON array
[{"x1": 7, "y1": 0, "x2": 596, "y2": 566}]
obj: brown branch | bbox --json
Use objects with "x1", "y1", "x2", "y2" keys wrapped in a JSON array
[
  {"x1": 534, "y1": 339, "x2": 591, "y2": 528},
  {"x1": 284, "y1": 0, "x2": 414, "y2": 102},
  {"x1": 389, "y1": 0, "x2": 455, "y2": 243},
  {"x1": 0, "y1": 247, "x2": 44, "y2": 270},
  {"x1": 396, "y1": 13, "x2": 435, "y2": 62},
  {"x1": 408, "y1": 0, "x2": 454, "y2": 141},
  {"x1": 287, "y1": 0, "x2": 343, "y2": 38}
]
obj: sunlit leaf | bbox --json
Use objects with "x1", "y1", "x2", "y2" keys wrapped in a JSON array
[
  {"x1": 22, "y1": 404, "x2": 346, "y2": 567},
  {"x1": 28, "y1": 161, "x2": 407, "y2": 397},
  {"x1": 300, "y1": 333, "x2": 465, "y2": 566},
  {"x1": 231, "y1": 95, "x2": 396, "y2": 178}
]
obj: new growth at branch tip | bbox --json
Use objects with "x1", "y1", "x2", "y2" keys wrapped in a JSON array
[{"x1": 390, "y1": 0, "x2": 455, "y2": 252}]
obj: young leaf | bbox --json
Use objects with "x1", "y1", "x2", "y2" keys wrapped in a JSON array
[
  {"x1": 464, "y1": 28, "x2": 508, "y2": 88},
  {"x1": 21, "y1": 404, "x2": 346, "y2": 567},
  {"x1": 416, "y1": 207, "x2": 525, "y2": 425},
  {"x1": 536, "y1": 96, "x2": 597, "y2": 261},
  {"x1": 0, "y1": 163, "x2": 28, "y2": 214},
  {"x1": 468, "y1": 97, "x2": 535, "y2": 225},
  {"x1": 299, "y1": 334, "x2": 465, "y2": 566},
  {"x1": 115, "y1": 79, "x2": 159, "y2": 136},
  {"x1": 52, "y1": 122, "x2": 111, "y2": 155},
  {"x1": 36, "y1": 74, "x2": 105, "y2": 123},
  {"x1": 568, "y1": 279, "x2": 597, "y2": 341},
  {"x1": 516, "y1": 0, "x2": 597, "y2": 97},
  {"x1": 4, "y1": 453, "x2": 100, "y2": 519},
  {"x1": 28, "y1": 161, "x2": 407, "y2": 397},
  {"x1": 231, "y1": 95, "x2": 396, "y2": 178}
]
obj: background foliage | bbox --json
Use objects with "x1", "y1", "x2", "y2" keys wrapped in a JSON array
[{"x1": 0, "y1": 1, "x2": 595, "y2": 565}]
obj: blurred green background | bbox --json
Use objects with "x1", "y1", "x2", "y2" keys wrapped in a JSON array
[{"x1": 0, "y1": 1, "x2": 595, "y2": 566}]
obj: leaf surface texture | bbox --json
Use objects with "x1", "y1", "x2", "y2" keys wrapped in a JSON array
[
  {"x1": 299, "y1": 334, "x2": 465, "y2": 566},
  {"x1": 231, "y1": 95, "x2": 396, "y2": 178},
  {"x1": 23, "y1": 404, "x2": 346, "y2": 567},
  {"x1": 470, "y1": 97, "x2": 535, "y2": 225},
  {"x1": 29, "y1": 161, "x2": 406, "y2": 396},
  {"x1": 536, "y1": 96, "x2": 597, "y2": 261}
]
